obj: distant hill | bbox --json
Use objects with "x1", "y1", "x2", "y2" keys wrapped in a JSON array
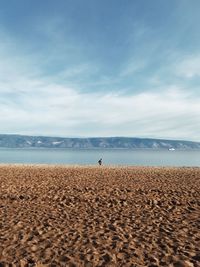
[{"x1": 0, "y1": 134, "x2": 199, "y2": 149}]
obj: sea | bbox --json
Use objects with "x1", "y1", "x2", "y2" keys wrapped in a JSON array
[{"x1": 0, "y1": 148, "x2": 199, "y2": 166}]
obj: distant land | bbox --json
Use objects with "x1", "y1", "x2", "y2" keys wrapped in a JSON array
[{"x1": 0, "y1": 134, "x2": 200, "y2": 149}]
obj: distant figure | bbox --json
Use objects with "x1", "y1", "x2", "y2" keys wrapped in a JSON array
[{"x1": 98, "y1": 158, "x2": 102, "y2": 166}]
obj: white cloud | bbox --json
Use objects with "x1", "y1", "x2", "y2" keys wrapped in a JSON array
[
  {"x1": 120, "y1": 60, "x2": 146, "y2": 77},
  {"x1": 175, "y1": 54, "x2": 200, "y2": 78}
]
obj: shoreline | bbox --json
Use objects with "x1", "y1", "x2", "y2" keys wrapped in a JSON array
[{"x1": 0, "y1": 163, "x2": 199, "y2": 168}]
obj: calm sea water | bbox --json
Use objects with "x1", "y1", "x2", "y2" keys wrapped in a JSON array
[{"x1": 0, "y1": 148, "x2": 199, "y2": 166}]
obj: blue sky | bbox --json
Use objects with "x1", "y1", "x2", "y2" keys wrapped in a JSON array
[{"x1": 0, "y1": 0, "x2": 200, "y2": 141}]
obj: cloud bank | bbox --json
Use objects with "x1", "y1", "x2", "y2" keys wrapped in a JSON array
[{"x1": 0, "y1": 70, "x2": 199, "y2": 141}]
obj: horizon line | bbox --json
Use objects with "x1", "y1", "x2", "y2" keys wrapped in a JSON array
[{"x1": 0, "y1": 133, "x2": 199, "y2": 143}]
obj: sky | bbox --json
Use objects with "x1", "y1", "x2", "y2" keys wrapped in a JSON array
[{"x1": 0, "y1": 0, "x2": 200, "y2": 141}]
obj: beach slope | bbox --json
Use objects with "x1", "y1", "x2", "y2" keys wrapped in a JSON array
[{"x1": 0, "y1": 165, "x2": 199, "y2": 266}]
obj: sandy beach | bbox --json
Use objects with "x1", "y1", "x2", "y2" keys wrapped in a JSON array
[{"x1": 0, "y1": 165, "x2": 199, "y2": 266}]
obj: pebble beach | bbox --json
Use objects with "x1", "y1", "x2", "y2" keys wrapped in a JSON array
[{"x1": 0, "y1": 165, "x2": 200, "y2": 266}]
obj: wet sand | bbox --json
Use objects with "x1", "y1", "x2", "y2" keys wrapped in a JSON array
[{"x1": 0, "y1": 165, "x2": 200, "y2": 266}]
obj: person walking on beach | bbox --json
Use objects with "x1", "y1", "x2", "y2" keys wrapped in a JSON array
[{"x1": 98, "y1": 158, "x2": 102, "y2": 166}]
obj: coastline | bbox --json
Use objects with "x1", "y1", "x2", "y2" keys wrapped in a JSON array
[{"x1": 0, "y1": 163, "x2": 199, "y2": 168}]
